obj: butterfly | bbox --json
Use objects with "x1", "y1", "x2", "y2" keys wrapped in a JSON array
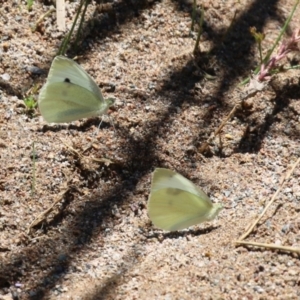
[
  {"x1": 38, "y1": 55, "x2": 114, "y2": 123},
  {"x1": 148, "y1": 168, "x2": 223, "y2": 231}
]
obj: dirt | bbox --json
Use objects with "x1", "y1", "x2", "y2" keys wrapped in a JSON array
[{"x1": 1, "y1": 0, "x2": 300, "y2": 299}]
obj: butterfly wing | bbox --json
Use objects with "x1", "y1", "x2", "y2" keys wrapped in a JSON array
[
  {"x1": 151, "y1": 168, "x2": 212, "y2": 205},
  {"x1": 38, "y1": 56, "x2": 112, "y2": 123},
  {"x1": 148, "y1": 168, "x2": 223, "y2": 231},
  {"x1": 39, "y1": 82, "x2": 110, "y2": 123},
  {"x1": 45, "y1": 55, "x2": 104, "y2": 100}
]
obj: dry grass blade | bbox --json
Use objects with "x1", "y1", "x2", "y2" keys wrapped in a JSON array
[
  {"x1": 199, "y1": 103, "x2": 240, "y2": 153},
  {"x1": 60, "y1": 138, "x2": 115, "y2": 166},
  {"x1": 56, "y1": 0, "x2": 66, "y2": 31},
  {"x1": 27, "y1": 176, "x2": 76, "y2": 234},
  {"x1": 31, "y1": 7, "x2": 55, "y2": 32},
  {"x1": 235, "y1": 158, "x2": 300, "y2": 252},
  {"x1": 235, "y1": 241, "x2": 300, "y2": 255}
]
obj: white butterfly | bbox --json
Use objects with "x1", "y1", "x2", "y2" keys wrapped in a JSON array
[
  {"x1": 148, "y1": 168, "x2": 223, "y2": 231},
  {"x1": 38, "y1": 55, "x2": 114, "y2": 123}
]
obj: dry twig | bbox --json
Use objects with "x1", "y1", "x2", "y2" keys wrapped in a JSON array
[
  {"x1": 60, "y1": 138, "x2": 114, "y2": 166},
  {"x1": 235, "y1": 158, "x2": 300, "y2": 253},
  {"x1": 28, "y1": 176, "x2": 76, "y2": 233}
]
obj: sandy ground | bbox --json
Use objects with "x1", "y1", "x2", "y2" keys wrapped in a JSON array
[{"x1": 1, "y1": 0, "x2": 300, "y2": 299}]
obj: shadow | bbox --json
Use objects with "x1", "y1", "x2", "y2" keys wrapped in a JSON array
[
  {"x1": 0, "y1": 78, "x2": 23, "y2": 98},
  {"x1": 237, "y1": 81, "x2": 300, "y2": 152},
  {"x1": 37, "y1": 118, "x2": 112, "y2": 133},
  {"x1": 235, "y1": 244, "x2": 300, "y2": 257},
  {"x1": 83, "y1": 245, "x2": 145, "y2": 300},
  {"x1": 3, "y1": 0, "x2": 299, "y2": 299},
  {"x1": 159, "y1": 0, "x2": 290, "y2": 156},
  {"x1": 146, "y1": 224, "x2": 221, "y2": 240},
  {"x1": 67, "y1": 0, "x2": 162, "y2": 58}
]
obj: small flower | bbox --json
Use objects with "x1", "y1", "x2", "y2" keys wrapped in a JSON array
[{"x1": 257, "y1": 28, "x2": 300, "y2": 82}]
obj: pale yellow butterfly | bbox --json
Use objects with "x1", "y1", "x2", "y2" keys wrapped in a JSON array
[
  {"x1": 38, "y1": 55, "x2": 114, "y2": 123},
  {"x1": 148, "y1": 168, "x2": 223, "y2": 231}
]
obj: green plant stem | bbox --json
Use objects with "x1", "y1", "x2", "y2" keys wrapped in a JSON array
[
  {"x1": 31, "y1": 142, "x2": 36, "y2": 196},
  {"x1": 58, "y1": 0, "x2": 86, "y2": 55},
  {"x1": 190, "y1": 0, "x2": 196, "y2": 32},
  {"x1": 258, "y1": 42, "x2": 263, "y2": 63},
  {"x1": 74, "y1": 0, "x2": 91, "y2": 52},
  {"x1": 240, "y1": 0, "x2": 300, "y2": 85},
  {"x1": 193, "y1": 5, "x2": 204, "y2": 54}
]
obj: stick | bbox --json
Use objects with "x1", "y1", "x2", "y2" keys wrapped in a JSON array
[
  {"x1": 199, "y1": 103, "x2": 239, "y2": 153},
  {"x1": 235, "y1": 240, "x2": 300, "y2": 255},
  {"x1": 237, "y1": 157, "x2": 300, "y2": 241},
  {"x1": 28, "y1": 177, "x2": 75, "y2": 233},
  {"x1": 56, "y1": 0, "x2": 66, "y2": 31},
  {"x1": 60, "y1": 138, "x2": 115, "y2": 166},
  {"x1": 31, "y1": 8, "x2": 55, "y2": 32}
]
